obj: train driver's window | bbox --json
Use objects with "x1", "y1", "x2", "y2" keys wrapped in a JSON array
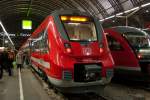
[
  {"x1": 78, "y1": 26, "x2": 93, "y2": 40},
  {"x1": 106, "y1": 34, "x2": 124, "y2": 51},
  {"x1": 63, "y1": 22, "x2": 97, "y2": 41},
  {"x1": 65, "y1": 25, "x2": 76, "y2": 39}
]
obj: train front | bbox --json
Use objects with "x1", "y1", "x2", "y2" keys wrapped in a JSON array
[
  {"x1": 113, "y1": 27, "x2": 150, "y2": 67},
  {"x1": 49, "y1": 10, "x2": 114, "y2": 93}
]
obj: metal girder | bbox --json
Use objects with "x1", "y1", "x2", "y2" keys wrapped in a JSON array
[
  {"x1": 0, "y1": 8, "x2": 48, "y2": 19},
  {"x1": 107, "y1": 0, "x2": 124, "y2": 13},
  {"x1": 0, "y1": 0, "x2": 149, "y2": 49},
  {"x1": 90, "y1": 0, "x2": 109, "y2": 18}
]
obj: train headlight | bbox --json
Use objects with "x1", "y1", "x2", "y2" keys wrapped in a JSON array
[
  {"x1": 66, "y1": 48, "x2": 72, "y2": 53},
  {"x1": 99, "y1": 43, "x2": 104, "y2": 53},
  {"x1": 64, "y1": 43, "x2": 72, "y2": 53},
  {"x1": 137, "y1": 53, "x2": 142, "y2": 59},
  {"x1": 99, "y1": 48, "x2": 104, "y2": 53}
]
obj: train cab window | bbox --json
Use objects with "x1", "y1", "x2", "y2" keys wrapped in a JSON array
[
  {"x1": 122, "y1": 32, "x2": 150, "y2": 49},
  {"x1": 61, "y1": 16, "x2": 97, "y2": 41},
  {"x1": 106, "y1": 35, "x2": 124, "y2": 51}
]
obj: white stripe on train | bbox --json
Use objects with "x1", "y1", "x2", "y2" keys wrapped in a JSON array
[{"x1": 31, "y1": 56, "x2": 50, "y2": 69}]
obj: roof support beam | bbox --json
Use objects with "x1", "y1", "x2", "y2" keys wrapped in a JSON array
[{"x1": 26, "y1": 0, "x2": 33, "y2": 17}]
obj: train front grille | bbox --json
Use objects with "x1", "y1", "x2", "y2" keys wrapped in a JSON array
[
  {"x1": 63, "y1": 71, "x2": 72, "y2": 81},
  {"x1": 74, "y1": 63, "x2": 102, "y2": 82}
]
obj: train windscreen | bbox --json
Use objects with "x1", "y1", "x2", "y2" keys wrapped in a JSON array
[
  {"x1": 123, "y1": 32, "x2": 150, "y2": 49},
  {"x1": 60, "y1": 16, "x2": 97, "y2": 41}
]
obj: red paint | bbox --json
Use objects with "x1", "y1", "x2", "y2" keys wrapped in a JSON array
[
  {"x1": 20, "y1": 11, "x2": 114, "y2": 85},
  {"x1": 104, "y1": 29, "x2": 140, "y2": 68}
]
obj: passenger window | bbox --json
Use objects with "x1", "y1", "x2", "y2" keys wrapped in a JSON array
[
  {"x1": 41, "y1": 30, "x2": 49, "y2": 54},
  {"x1": 106, "y1": 35, "x2": 124, "y2": 51}
]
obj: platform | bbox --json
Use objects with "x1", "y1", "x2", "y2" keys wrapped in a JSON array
[
  {"x1": 0, "y1": 67, "x2": 150, "y2": 100},
  {"x1": 0, "y1": 67, "x2": 51, "y2": 100}
]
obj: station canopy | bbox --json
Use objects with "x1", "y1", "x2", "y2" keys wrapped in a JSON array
[{"x1": 0, "y1": 0, "x2": 149, "y2": 49}]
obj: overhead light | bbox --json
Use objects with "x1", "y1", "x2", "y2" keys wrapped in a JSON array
[
  {"x1": 112, "y1": 20, "x2": 115, "y2": 23},
  {"x1": 146, "y1": 10, "x2": 149, "y2": 13},
  {"x1": 0, "y1": 21, "x2": 14, "y2": 46},
  {"x1": 100, "y1": 2, "x2": 150, "y2": 21},
  {"x1": 100, "y1": 15, "x2": 115, "y2": 21},
  {"x1": 105, "y1": 15, "x2": 115, "y2": 20},
  {"x1": 116, "y1": 12, "x2": 123, "y2": 16},
  {"x1": 141, "y1": 2, "x2": 150, "y2": 7},
  {"x1": 124, "y1": 7, "x2": 139, "y2": 13},
  {"x1": 0, "y1": 47, "x2": 5, "y2": 52},
  {"x1": 5, "y1": 40, "x2": 8, "y2": 43}
]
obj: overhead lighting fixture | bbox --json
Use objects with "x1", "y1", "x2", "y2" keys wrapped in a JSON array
[
  {"x1": 5, "y1": 40, "x2": 8, "y2": 44},
  {"x1": 141, "y1": 2, "x2": 150, "y2": 7},
  {"x1": 105, "y1": 15, "x2": 115, "y2": 20},
  {"x1": 112, "y1": 20, "x2": 115, "y2": 23},
  {"x1": 100, "y1": 2, "x2": 150, "y2": 21},
  {"x1": 0, "y1": 21, "x2": 14, "y2": 46},
  {"x1": 100, "y1": 15, "x2": 115, "y2": 21},
  {"x1": 124, "y1": 7, "x2": 139, "y2": 13},
  {"x1": 146, "y1": 10, "x2": 149, "y2": 13},
  {"x1": 116, "y1": 12, "x2": 123, "y2": 16}
]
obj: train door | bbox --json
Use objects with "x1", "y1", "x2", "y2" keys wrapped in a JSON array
[
  {"x1": 105, "y1": 30, "x2": 139, "y2": 69},
  {"x1": 40, "y1": 30, "x2": 50, "y2": 74}
]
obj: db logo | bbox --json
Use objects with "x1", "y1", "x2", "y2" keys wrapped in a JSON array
[{"x1": 83, "y1": 47, "x2": 92, "y2": 56}]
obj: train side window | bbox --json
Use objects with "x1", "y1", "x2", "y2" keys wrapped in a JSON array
[
  {"x1": 106, "y1": 34, "x2": 124, "y2": 51},
  {"x1": 29, "y1": 41, "x2": 34, "y2": 52},
  {"x1": 31, "y1": 31, "x2": 43, "y2": 52},
  {"x1": 41, "y1": 30, "x2": 49, "y2": 54}
]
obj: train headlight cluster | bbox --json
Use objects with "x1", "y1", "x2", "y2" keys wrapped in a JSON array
[
  {"x1": 99, "y1": 48, "x2": 104, "y2": 53},
  {"x1": 137, "y1": 53, "x2": 142, "y2": 59},
  {"x1": 64, "y1": 43, "x2": 72, "y2": 53}
]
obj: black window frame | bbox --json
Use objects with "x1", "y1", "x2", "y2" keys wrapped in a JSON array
[{"x1": 59, "y1": 15, "x2": 98, "y2": 42}]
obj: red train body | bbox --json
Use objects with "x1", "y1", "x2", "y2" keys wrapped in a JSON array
[
  {"x1": 20, "y1": 10, "x2": 114, "y2": 93},
  {"x1": 105, "y1": 26, "x2": 150, "y2": 82}
]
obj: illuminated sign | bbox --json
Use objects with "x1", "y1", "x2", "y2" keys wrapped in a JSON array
[
  {"x1": 61, "y1": 16, "x2": 88, "y2": 22},
  {"x1": 0, "y1": 33, "x2": 30, "y2": 37},
  {"x1": 22, "y1": 20, "x2": 32, "y2": 29}
]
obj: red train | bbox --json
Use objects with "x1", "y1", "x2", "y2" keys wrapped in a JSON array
[
  {"x1": 105, "y1": 26, "x2": 150, "y2": 82},
  {"x1": 20, "y1": 10, "x2": 114, "y2": 93}
]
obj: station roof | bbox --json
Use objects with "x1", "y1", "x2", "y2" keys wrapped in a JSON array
[{"x1": 0, "y1": 0, "x2": 149, "y2": 49}]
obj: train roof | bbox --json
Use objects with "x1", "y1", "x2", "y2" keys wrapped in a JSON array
[
  {"x1": 19, "y1": 10, "x2": 90, "y2": 50},
  {"x1": 111, "y1": 26, "x2": 148, "y2": 36},
  {"x1": 50, "y1": 9, "x2": 93, "y2": 17}
]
